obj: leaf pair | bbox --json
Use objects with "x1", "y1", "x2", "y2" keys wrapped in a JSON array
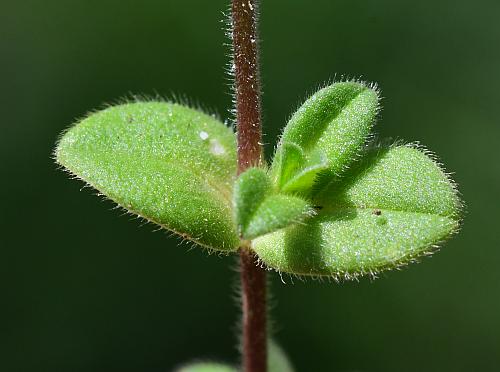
[
  {"x1": 252, "y1": 145, "x2": 461, "y2": 277},
  {"x1": 235, "y1": 82, "x2": 380, "y2": 240},
  {"x1": 243, "y1": 82, "x2": 461, "y2": 277},
  {"x1": 55, "y1": 81, "x2": 461, "y2": 278}
]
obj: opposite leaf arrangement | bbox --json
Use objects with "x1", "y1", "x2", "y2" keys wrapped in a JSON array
[{"x1": 56, "y1": 81, "x2": 461, "y2": 280}]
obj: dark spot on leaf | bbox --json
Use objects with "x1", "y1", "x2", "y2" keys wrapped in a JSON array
[
  {"x1": 127, "y1": 115, "x2": 134, "y2": 123},
  {"x1": 373, "y1": 209, "x2": 382, "y2": 216},
  {"x1": 314, "y1": 205, "x2": 323, "y2": 210}
]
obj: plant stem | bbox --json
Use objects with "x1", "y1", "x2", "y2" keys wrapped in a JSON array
[
  {"x1": 231, "y1": 0, "x2": 267, "y2": 371},
  {"x1": 233, "y1": 0, "x2": 263, "y2": 170},
  {"x1": 239, "y1": 247, "x2": 267, "y2": 372}
]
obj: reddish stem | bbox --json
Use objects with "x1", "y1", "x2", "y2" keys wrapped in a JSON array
[
  {"x1": 239, "y1": 247, "x2": 267, "y2": 372},
  {"x1": 233, "y1": 0, "x2": 263, "y2": 171},
  {"x1": 232, "y1": 0, "x2": 267, "y2": 371}
]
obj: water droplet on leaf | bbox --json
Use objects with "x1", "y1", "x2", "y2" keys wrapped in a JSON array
[
  {"x1": 199, "y1": 131, "x2": 209, "y2": 140},
  {"x1": 210, "y1": 139, "x2": 226, "y2": 155}
]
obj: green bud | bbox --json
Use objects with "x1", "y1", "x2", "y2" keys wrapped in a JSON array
[{"x1": 234, "y1": 167, "x2": 314, "y2": 240}]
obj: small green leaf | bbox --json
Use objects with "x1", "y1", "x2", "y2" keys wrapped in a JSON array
[
  {"x1": 234, "y1": 167, "x2": 271, "y2": 235},
  {"x1": 234, "y1": 167, "x2": 314, "y2": 240},
  {"x1": 273, "y1": 142, "x2": 306, "y2": 189},
  {"x1": 244, "y1": 194, "x2": 314, "y2": 240},
  {"x1": 176, "y1": 362, "x2": 237, "y2": 372},
  {"x1": 271, "y1": 81, "x2": 379, "y2": 194},
  {"x1": 175, "y1": 340, "x2": 294, "y2": 372},
  {"x1": 252, "y1": 145, "x2": 461, "y2": 277},
  {"x1": 268, "y1": 340, "x2": 295, "y2": 372},
  {"x1": 56, "y1": 102, "x2": 239, "y2": 251},
  {"x1": 271, "y1": 142, "x2": 328, "y2": 195}
]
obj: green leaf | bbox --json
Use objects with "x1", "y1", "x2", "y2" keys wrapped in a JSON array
[
  {"x1": 234, "y1": 167, "x2": 314, "y2": 240},
  {"x1": 176, "y1": 362, "x2": 237, "y2": 372},
  {"x1": 316, "y1": 145, "x2": 461, "y2": 218},
  {"x1": 234, "y1": 167, "x2": 271, "y2": 235},
  {"x1": 271, "y1": 81, "x2": 379, "y2": 194},
  {"x1": 252, "y1": 145, "x2": 461, "y2": 277},
  {"x1": 268, "y1": 340, "x2": 295, "y2": 372},
  {"x1": 271, "y1": 142, "x2": 328, "y2": 194},
  {"x1": 273, "y1": 142, "x2": 306, "y2": 189},
  {"x1": 175, "y1": 340, "x2": 294, "y2": 372},
  {"x1": 56, "y1": 102, "x2": 239, "y2": 252},
  {"x1": 245, "y1": 194, "x2": 314, "y2": 240}
]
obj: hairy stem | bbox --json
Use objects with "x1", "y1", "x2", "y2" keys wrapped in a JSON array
[
  {"x1": 232, "y1": 0, "x2": 267, "y2": 371},
  {"x1": 233, "y1": 0, "x2": 263, "y2": 170},
  {"x1": 239, "y1": 246, "x2": 267, "y2": 372}
]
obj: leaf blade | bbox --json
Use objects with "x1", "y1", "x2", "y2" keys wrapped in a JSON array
[
  {"x1": 244, "y1": 193, "x2": 314, "y2": 240},
  {"x1": 271, "y1": 81, "x2": 379, "y2": 195},
  {"x1": 234, "y1": 167, "x2": 314, "y2": 240},
  {"x1": 253, "y1": 145, "x2": 461, "y2": 277},
  {"x1": 253, "y1": 208, "x2": 458, "y2": 277},
  {"x1": 268, "y1": 340, "x2": 295, "y2": 372},
  {"x1": 176, "y1": 362, "x2": 237, "y2": 372},
  {"x1": 56, "y1": 102, "x2": 239, "y2": 251},
  {"x1": 316, "y1": 145, "x2": 461, "y2": 218},
  {"x1": 234, "y1": 167, "x2": 272, "y2": 236}
]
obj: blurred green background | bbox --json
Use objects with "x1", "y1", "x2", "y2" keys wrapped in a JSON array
[{"x1": 1, "y1": 0, "x2": 499, "y2": 371}]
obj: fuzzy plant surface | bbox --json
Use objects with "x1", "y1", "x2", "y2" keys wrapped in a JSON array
[{"x1": 56, "y1": 81, "x2": 462, "y2": 280}]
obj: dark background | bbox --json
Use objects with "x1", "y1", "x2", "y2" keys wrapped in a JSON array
[{"x1": 1, "y1": 0, "x2": 499, "y2": 371}]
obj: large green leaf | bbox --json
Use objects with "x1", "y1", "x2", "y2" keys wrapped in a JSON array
[
  {"x1": 270, "y1": 81, "x2": 379, "y2": 195},
  {"x1": 56, "y1": 102, "x2": 239, "y2": 251},
  {"x1": 252, "y1": 145, "x2": 461, "y2": 277}
]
